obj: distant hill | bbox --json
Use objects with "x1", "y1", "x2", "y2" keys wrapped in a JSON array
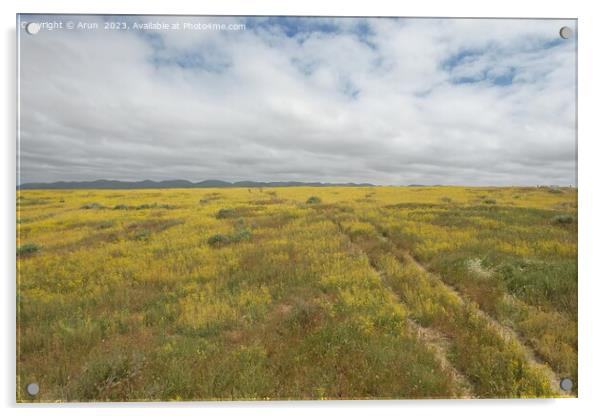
[{"x1": 17, "y1": 179, "x2": 374, "y2": 189}]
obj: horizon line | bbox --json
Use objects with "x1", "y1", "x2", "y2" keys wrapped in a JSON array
[{"x1": 16, "y1": 178, "x2": 577, "y2": 190}]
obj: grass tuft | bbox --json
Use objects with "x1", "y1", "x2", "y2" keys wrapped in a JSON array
[
  {"x1": 17, "y1": 243, "x2": 41, "y2": 257},
  {"x1": 551, "y1": 215, "x2": 574, "y2": 225},
  {"x1": 306, "y1": 196, "x2": 322, "y2": 204},
  {"x1": 81, "y1": 202, "x2": 105, "y2": 209},
  {"x1": 207, "y1": 233, "x2": 231, "y2": 247},
  {"x1": 216, "y1": 208, "x2": 237, "y2": 219}
]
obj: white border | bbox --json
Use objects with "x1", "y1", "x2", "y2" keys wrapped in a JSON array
[{"x1": 2, "y1": 1, "x2": 600, "y2": 415}]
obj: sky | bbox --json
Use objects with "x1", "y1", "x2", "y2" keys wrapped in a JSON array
[{"x1": 18, "y1": 16, "x2": 577, "y2": 186}]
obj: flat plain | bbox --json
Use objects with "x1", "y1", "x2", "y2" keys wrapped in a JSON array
[{"x1": 16, "y1": 186, "x2": 577, "y2": 401}]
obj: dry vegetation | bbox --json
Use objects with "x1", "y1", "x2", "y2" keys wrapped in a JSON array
[{"x1": 16, "y1": 186, "x2": 577, "y2": 401}]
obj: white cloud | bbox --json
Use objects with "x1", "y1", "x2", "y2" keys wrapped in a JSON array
[{"x1": 18, "y1": 16, "x2": 577, "y2": 185}]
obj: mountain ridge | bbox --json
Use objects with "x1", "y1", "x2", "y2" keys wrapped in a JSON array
[{"x1": 17, "y1": 179, "x2": 375, "y2": 189}]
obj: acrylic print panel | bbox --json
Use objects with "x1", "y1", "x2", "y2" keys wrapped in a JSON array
[{"x1": 16, "y1": 15, "x2": 577, "y2": 402}]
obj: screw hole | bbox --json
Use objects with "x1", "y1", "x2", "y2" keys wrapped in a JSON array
[
  {"x1": 559, "y1": 26, "x2": 573, "y2": 39},
  {"x1": 559, "y1": 378, "x2": 573, "y2": 391},
  {"x1": 26, "y1": 382, "x2": 39, "y2": 396}
]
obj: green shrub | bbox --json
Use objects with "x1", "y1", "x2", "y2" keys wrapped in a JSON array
[
  {"x1": 208, "y1": 227, "x2": 252, "y2": 248},
  {"x1": 115, "y1": 203, "x2": 174, "y2": 210},
  {"x1": 552, "y1": 215, "x2": 575, "y2": 225},
  {"x1": 306, "y1": 196, "x2": 322, "y2": 204},
  {"x1": 17, "y1": 243, "x2": 41, "y2": 256},
  {"x1": 482, "y1": 198, "x2": 496, "y2": 205},
  {"x1": 135, "y1": 203, "x2": 156, "y2": 210},
  {"x1": 199, "y1": 193, "x2": 221, "y2": 204},
  {"x1": 81, "y1": 202, "x2": 104, "y2": 210},
  {"x1": 133, "y1": 229, "x2": 151, "y2": 241},
  {"x1": 208, "y1": 234, "x2": 231, "y2": 247},
  {"x1": 216, "y1": 208, "x2": 237, "y2": 219},
  {"x1": 96, "y1": 220, "x2": 114, "y2": 229},
  {"x1": 231, "y1": 228, "x2": 252, "y2": 242}
]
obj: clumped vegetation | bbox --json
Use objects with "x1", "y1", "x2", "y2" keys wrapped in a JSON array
[
  {"x1": 216, "y1": 208, "x2": 237, "y2": 219},
  {"x1": 114, "y1": 203, "x2": 174, "y2": 210},
  {"x1": 17, "y1": 243, "x2": 41, "y2": 257},
  {"x1": 208, "y1": 222, "x2": 252, "y2": 247},
  {"x1": 306, "y1": 196, "x2": 322, "y2": 204},
  {"x1": 17, "y1": 186, "x2": 577, "y2": 401},
  {"x1": 199, "y1": 192, "x2": 222, "y2": 204},
  {"x1": 81, "y1": 202, "x2": 105, "y2": 210},
  {"x1": 547, "y1": 187, "x2": 564, "y2": 194},
  {"x1": 207, "y1": 233, "x2": 231, "y2": 247},
  {"x1": 551, "y1": 214, "x2": 575, "y2": 225},
  {"x1": 124, "y1": 219, "x2": 184, "y2": 241}
]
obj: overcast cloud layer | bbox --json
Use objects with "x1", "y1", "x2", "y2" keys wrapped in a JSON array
[{"x1": 18, "y1": 16, "x2": 577, "y2": 186}]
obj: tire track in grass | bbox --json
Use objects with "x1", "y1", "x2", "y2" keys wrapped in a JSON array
[
  {"x1": 354, "y1": 208, "x2": 570, "y2": 395},
  {"x1": 330, "y1": 213, "x2": 562, "y2": 397},
  {"x1": 398, "y1": 248, "x2": 566, "y2": 397},
  {"x1": 330, "y1": 217, "x2": 475, "y2": 398},
  {"x1": 416, "y1": 256, "x2": 577, "y2": 392},
  {"x1": 405, "y1": 318, "x2": 474, "y2": 398},
  {"x1": 371, "y1": 206, "x2": 576, "y2": 392}
]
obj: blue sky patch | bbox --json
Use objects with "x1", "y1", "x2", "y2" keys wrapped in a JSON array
[
  {"x1": 246, "y1": 16, "x2": 341, "y2": 38},
  {"x1": 441, "y1": 48, "x2": 486, "y2": 71},
  {"x1": 149, "y1": 49, "x2": 231, "y2": 73}
]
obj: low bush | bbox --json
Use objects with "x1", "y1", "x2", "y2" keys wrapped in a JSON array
[
  {"x1": 114, "y1": 203, "x2": 173, "y2": 210},
  {"x1": 17, "y1": 243, "x2": 41, "y2": 257},
  {"x1": 216, "y1": 208, "x2": 237, "y2": 219},
  {"x1": 81, "y1": 202, "x2": 104, "y2": 210},
  {"x1": 132, "y1": 229, "x2": 151, "y2": 241},
  {"x1": 96, "y1": 220, "x2": 114, "y2": 229},
  {"x1": 231, "y1": 228, "x2": 252, "y2": 242},
  {"x1": 208, "y1": 227, "x2": 252, "y2": 248},
  {"x1": 306, "y1": 196, "x2": 322, "y2": 204},
  {"x1": 552, "y1": 215, "x2": 574, "y2": 225},
  {"x1": 208, "y1": 233, "x2": 231, "y2": 247}
]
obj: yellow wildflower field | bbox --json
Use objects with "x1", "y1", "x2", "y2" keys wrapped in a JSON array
[{"x1": 16, "y1": 186, "x2": 577, "y2": 401}]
